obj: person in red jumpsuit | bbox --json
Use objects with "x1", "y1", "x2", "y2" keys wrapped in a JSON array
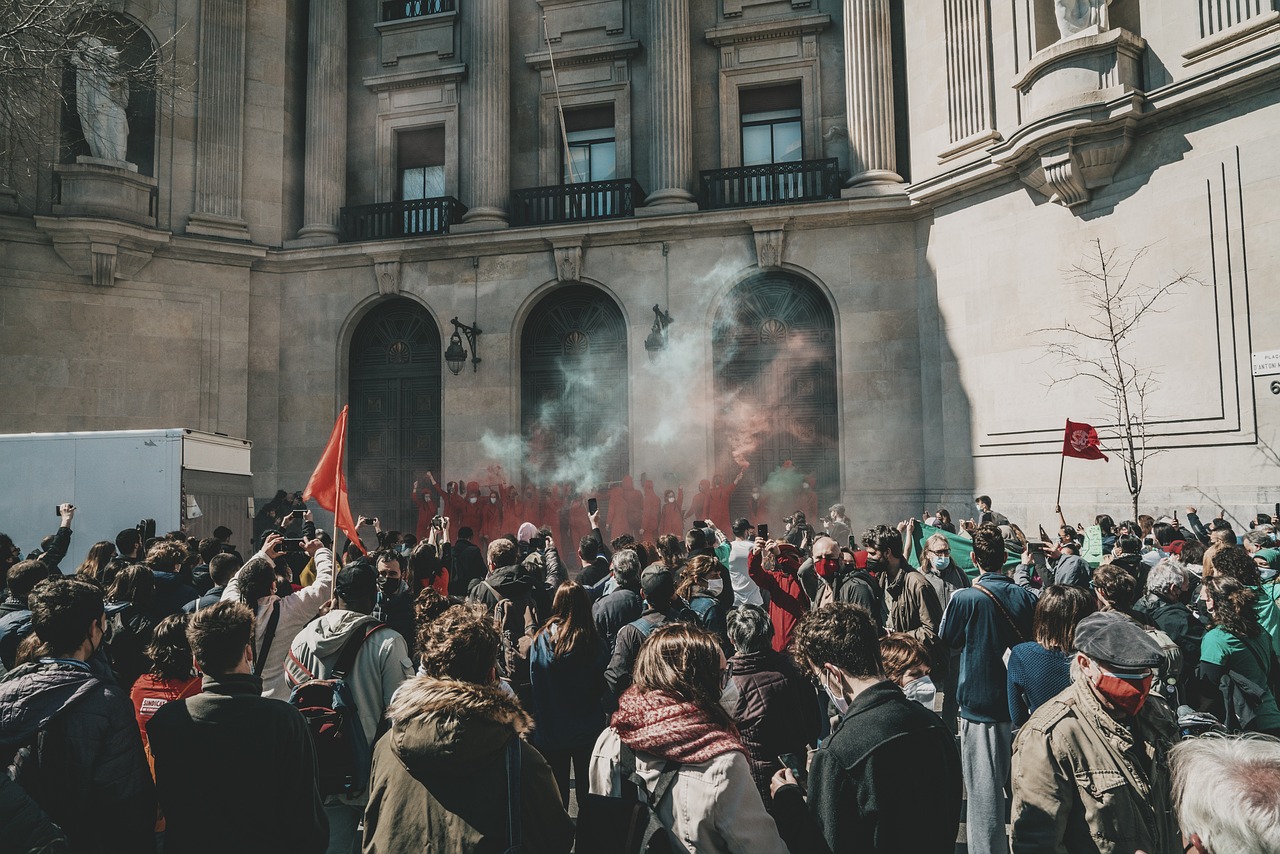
[
  {"x1": 607, "y1": 475, "x2": 643, "y2": 537},
  {"x1": 460, "y1": 480, "x2": 484, "y2": 540},
  {"x1": 657, "y1": 487, "x2": 687, "y2": 538},
  {"x1": 410, "y1": 477, "x2": 437, "y2": 541},
  {"x1": 426, "y1": 472, "x2": 464, "y2": 529},
  {"x1": 708, "y1": 467, "x2": 747, "y2": 533},
  {"x1": 690, "y1": 479, "x2": 712, "y2": 523},
  {"x1": 481, "y1": 489, "x2": 504, "y2": 543},
  {"x1": 640, "y1": 475, "x2": 661, "y2": 540},
  {"x1": 747, "y1": 486, "x2": 769, "y2": 533}
]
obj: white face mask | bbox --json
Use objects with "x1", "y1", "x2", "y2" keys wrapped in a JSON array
[
  {"x1": 719, "y1": 677, "x2": 741, "y2": 714},
  {"x1": 902, "y1": 675, "x2": 937, "y2": 707},
  {"x1": 707, "y1": 579, "x2": 724, "y2": 595},
  {"x1": 666, "y1": 496, "x2": 675, "y2": 504},
  {"x1": 751, "y1": 491, "x2": 760, "y2": 499},
  {"x1": 930, "y1": 555, "x2": 951, "y2": 571},
  {"x1": 469, "y1": 497, "x2": 478, "y2": 504},
  {"x1": 821, "y1": 668, "x2": 849, "y2": 715}
]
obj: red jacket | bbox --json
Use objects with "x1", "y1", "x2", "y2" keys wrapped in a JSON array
[{"x1": 747, "y1": 545, "x2": 810, "y2": 652}]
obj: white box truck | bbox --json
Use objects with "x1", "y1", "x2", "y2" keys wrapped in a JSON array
[{"x1": 0, "y1": 429, "x2": 253, "y2": 570}]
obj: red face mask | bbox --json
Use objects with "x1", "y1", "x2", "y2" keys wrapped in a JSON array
[
  {"x1": 1092, "y1": 667, "x2": 1153, "y2": 717},
  {"x1": 815, "y1": 557, "x2": 839, "y2": 581}
]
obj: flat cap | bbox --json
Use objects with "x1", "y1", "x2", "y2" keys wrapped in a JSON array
[{"x1": 1074, "y1": 611, "x2": 1162, "y2": 669}]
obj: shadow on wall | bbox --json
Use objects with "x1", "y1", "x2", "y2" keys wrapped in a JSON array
[{"x1": 914, "y1": 217, "x2": 977, "y2": 530}]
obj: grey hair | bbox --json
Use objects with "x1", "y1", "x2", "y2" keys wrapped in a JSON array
[
  {"x1": 1145, "y1": 558, "x2": 1188, "y2": 595},
  {"x1": 1244, "y1": 529, "x2": 1272, "y2": 549},
  {"x1": 726, "y1": 604, "x2": 773, "y2": 655},
  {"x1": 611, "y1": 548, "x2": 641, "y2": 587},
  {"x1": 1170, "y1": 733, "x2": 1280, "y2": 854}
]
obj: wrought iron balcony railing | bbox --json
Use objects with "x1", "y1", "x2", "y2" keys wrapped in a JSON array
[
  {"x1": 382, "y1": 0, "x2": 454, "y2": 21},
  {"x1": 338, "y1": 196, "x2": 467, "y2": 242},
  {"x1": 700, "y1": 158, "x2": 842, "y2": 210},
  {"x1": 511, "y1": 178, "x2": 645, "y2": 227}
]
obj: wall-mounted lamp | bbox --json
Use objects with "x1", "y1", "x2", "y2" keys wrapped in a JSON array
[
  {"x1": 445, "y1": 317, "x2": 482, "y2": 375},
  {"x1": 644, "y1": 304, "x2": 673, "y2": 362}
]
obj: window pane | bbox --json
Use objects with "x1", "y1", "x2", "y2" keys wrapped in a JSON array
[
  {"x1": 742, "y1": 125, "x2": 772, "y2": 166},
  {"x1": 565, "y1": 145, "x2": 591, "y2": 183},
  {"x1": 773, "y1": 121, "x2": 803, "y2": 162},
  {"x1": 401, "y1": 167, "x2": 425, "y2": 200},
  {"x1": 422, "y1": 165, "x2": 445, "y2": 198},
  {"x1": 590, "y1": 141, "x2": 616, "y2": 182}
]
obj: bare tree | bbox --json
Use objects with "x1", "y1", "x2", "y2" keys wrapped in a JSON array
[
  {"x1": 1039, "y1": 240, "x2": 1199, "y2": 519},
  {"x1": 0, "y1": 0, "x2": 182, "y2": 200}
]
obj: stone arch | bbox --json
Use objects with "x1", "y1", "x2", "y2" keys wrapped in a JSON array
[
  {"x1": 347, "y1": 296, "x2": 443, "y2": 534},
  {"x1": 519, "y1": 283, "x2": 630, "y2": 487},
  {"x1": 712, "y1": 269, "x2": 839, "y2": 530}
]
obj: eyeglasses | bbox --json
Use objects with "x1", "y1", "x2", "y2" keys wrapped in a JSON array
[{"x1": 929, "y1": 549, "x2": 952, "y2": 556}]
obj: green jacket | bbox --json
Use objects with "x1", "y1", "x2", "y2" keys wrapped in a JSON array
[
  {"x1": 1011, "y1": 675, "x2": 1180, "y2": 854},
  {"x1": 363, "y1": 676, "x2": 574, "y2": 854}
]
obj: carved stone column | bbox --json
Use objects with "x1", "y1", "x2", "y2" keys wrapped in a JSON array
[
  {"x1": 188, "y1": 0, "x2": 251, "y2": 240},
  {"x1": 641, "y1": 0, "x2": 697, "y2": 212},
  {"x1": 457, "y1": 0, "x2": 510, "y2": 229},
  {"x1": 296, "y1": 0, "x2": 347, "y2": 245},
  {"x1": 842, "y1": 0, "x2": 903, "y2": 189}
]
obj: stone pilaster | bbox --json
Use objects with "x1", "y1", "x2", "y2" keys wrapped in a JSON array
[
  {"x1": 295, "y1": 0, "x2": 347, "y2": 245},
  {"x1": 188, "y1": 0, "x2": 251, "y2": 241},
  {"x1": 457, "y1": 0, "x2": 510, "y2": 229},
  {"x1": 641, "y1": 0, "x2": 697, "y2": 212},
  {"x1": 842, "y1": 0, "x2": 903, "y2": 189}
]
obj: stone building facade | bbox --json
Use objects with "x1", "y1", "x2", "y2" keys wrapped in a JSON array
[{"x1": 1, "y1": 0, "x2": 1278, "y2": 536}]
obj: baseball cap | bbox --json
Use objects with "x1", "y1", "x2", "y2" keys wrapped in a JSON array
[
  {"x1": 335, "y1": 559, "x2": 378, "y2": 602},
  {"x1": 640, "y1": 565, "x2": 675, "y2": 602}
]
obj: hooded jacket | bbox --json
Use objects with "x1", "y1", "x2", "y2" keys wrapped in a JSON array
[
  {"x1": 286, "y1": 610, "x2": 414, "y2": 803},
  {"x1": 0, "y1": 659, "x2": 155, "y2": 853},
  {"x1": 467, "y1": 564, "x2": 537, "y2": 613},
  {"x1": 747, "y1": 545, "x2": 810, "y2": 652},
  {"x1": 1011, "y1": 675, "x2": 1180, "y2": 854},
  {"x1": 363, "y1": 676, "x2": 574, "y2": 853}
]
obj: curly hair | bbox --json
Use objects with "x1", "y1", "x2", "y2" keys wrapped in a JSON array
[
  {"x1": 633, "y1": 622, "x2": 734, "y2": 730},
  {"x1": 418, "y1": 603, "x2": 499, "y2": 683},
  {"x1": 1211, "y1": 545, "x2": 1262, "y2": 588},
  {"x1": 1206, "y1": 575, "x2": 1263, "y2": 639},
  {"x1": 146, "y1": 540, "x2": 189, "y2": 573},
  {"x1": 676, "y1": 554, "x2": 720, "y2": 602},
  {"x1": 1092, "y1": 564, "x2": 1136, "y2": 610},
  {"x1": 146, "y1": 614, "x2": 194, "y2": 681},
  {"x1": 789, "y1": 603, "x2": 883, "y2": 679},
  {"x1": 860, "y1": 525, "x2": 904, "y2": 559}
]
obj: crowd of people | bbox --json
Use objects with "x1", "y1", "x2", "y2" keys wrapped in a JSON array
[{"x1": 0, "y1": 491, "x2": 1278, "y2": 854}]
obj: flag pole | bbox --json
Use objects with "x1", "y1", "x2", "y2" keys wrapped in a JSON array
[{"x1": 1055, "y1": 418, "x2": 1067, "y2": 508}]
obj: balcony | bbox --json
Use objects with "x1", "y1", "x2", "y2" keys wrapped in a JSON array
[
  {"x1": 700, "y1": 158, "x2": 841, "y2": 210},
  {"x1": 338, "y1": 196, "x2": 467, "y2": 242},
  {"x1": 511, "y1": 178, "x2": 645, "y2": 227},
  {"x1": 382, "y1": 0, "x2": 454, "y2": 21}
]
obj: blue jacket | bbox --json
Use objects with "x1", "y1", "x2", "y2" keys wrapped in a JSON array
[
  {"x1": 940, "y1": 573, "x2": 1037, "y2": 723},
  {"x1": 528, "y1": 628, "x2": 607, "y2": 751}
]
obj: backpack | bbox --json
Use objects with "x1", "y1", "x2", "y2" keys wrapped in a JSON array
[
  {"x1": 1142, "y1": 623, "x2": 1185, "y2": 706},
  {"x1": 287, "y1": 621, "x2": 384, "y2": 797},
  {"x1": 575, "y1": 742, "x2": 683, "y2": 854},
  {"x1": 486, "y1": 582, "x2": 539, "y2": 698}
]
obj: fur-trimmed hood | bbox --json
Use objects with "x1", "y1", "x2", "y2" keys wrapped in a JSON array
[{"x1": 385, "y1": 676, "x2": 532, "y2": 770}]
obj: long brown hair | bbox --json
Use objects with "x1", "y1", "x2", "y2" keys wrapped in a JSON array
[
  {"x1": 633, "y1": 622, "x2": 734, "y2": 730},
  {"x1": 676, "y1": 554, "x2": 719, "y2": 602},
  {"x1": 537, "y1": 581, "x2": 599, "y2": 659},
  {"x1": 76, "y1": 541, "x2": 116, "y2": 583},
  {"x1": 1206, "y1": 576, "x2": 1263, "y2": 639}
]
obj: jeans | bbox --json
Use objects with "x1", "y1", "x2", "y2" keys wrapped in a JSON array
[
  {"x1": 960, "y1": 718, "x2": 1011, "y2": 854},
  {"x1": 324, "y1": 802, "x2": 363, "y2": 854}
]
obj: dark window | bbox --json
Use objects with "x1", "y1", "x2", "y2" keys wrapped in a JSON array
[
  {"x1": 563, "y1": 105, "x2": 616, "y2": 184},
  {"x1": 397, "y1": 126, "x2": 446, "y2": 201},
  {"x1": 740, "y1": 83, "x2": 802, "y2": 166}
]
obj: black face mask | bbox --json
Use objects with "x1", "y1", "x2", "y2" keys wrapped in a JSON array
[
  {"x1": 864, "y1": 557, "x2": 885, "y2": 573},
  {"x1": 380, "y1": 578, "x2": 402, "y2": 596}
]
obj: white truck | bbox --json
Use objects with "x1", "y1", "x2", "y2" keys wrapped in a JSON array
[{"x1": 0, "y1": 429, "x2": 253, "y2": 569}]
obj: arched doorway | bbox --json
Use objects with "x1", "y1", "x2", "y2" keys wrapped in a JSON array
[
  {"x1": 520, "y1": 284, "x2": 629, "y2": 487},
  {"x1": 348, "y1": 298, "x2": 442, "y2": 534},
  {"x1": 712, "y1": 271, "x2": 838, "y2": 529}
]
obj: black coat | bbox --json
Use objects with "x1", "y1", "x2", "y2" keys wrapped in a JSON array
[
  {"x1": 450, "y1": 538, "x2": 486, "y2": 596},
  {"x1": 146, "y1": 672, "x2": 328, "y2": 854},
  {"x1": 773, "y1": 681, "x2": 962, "y2": 854},
  {"x1": 0, "y1": 773, "x2": 67, "y2": 852},
  {"x1": 726, "y1": 648, "x2": 820, "y2": 806},
  {"x1": 0, "y1": 659, "x2": 155, "y2": 854}
]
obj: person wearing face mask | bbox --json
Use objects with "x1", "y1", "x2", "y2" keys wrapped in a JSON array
[
  {"x1": 1010, "y1": 610, "x2": 1180, "y2": 854},
  {"x1": 676, "y1": 554, "x2": 735, "y2": 643},
  {"x1": 658, "y1": 486, "x2": 689, "y2": 537},
  {"x1": 1135, "y1": 558, "x2": 1205, "y2": 705},
  {"x1": 879, "y1": 632, "x2": 937, "y2": 708},
  {"x1": 864, "y1": 524, "x2": 943, "y2": 660},
  {"x1": 770, "y1": 603, "x2": 962, "y2": 853},
  {"x1": 747, "y1": 537, "x2": 810, "y2": 653},
  {"x1": 722, "y1": 603, "x2": 820, "y2": 809},
  {"x1": 0, "y1": 578, "x2": 156, "y2": 853},
  {"x1": 370, "y1": 550, "x2": 416, "y2": 649},
  {"x1": 588, "y1": 622, "x2": 789, "y2": 854}
]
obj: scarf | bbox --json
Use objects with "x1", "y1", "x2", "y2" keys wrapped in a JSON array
[{"x1": 611, "y1": 688, "x2": 745, "y2": 765}]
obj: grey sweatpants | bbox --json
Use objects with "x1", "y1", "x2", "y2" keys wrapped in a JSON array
[{"x1": 960, "y1": 718, "x2": 1011, "y2": 854}]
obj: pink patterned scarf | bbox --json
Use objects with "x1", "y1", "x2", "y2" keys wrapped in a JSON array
[{"x1": 611, "y1": 688, "x2": 746, "y2": 765}]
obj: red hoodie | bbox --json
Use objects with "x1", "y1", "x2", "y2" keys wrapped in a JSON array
[{"x1": 747, "y1": 543, "x2": 810, "y2": 652}]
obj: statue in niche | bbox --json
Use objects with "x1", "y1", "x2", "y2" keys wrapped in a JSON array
[
  {"x1": 1055, "y1": 0, "x2": 1110, "y2": 40},
  {"x1": 72, "y1": 36, "x2": 130, "y2": 163}
]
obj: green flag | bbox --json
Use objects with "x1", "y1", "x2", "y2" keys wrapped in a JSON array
[{"x1": 904, "y1": 524, "x2": 1021, "y2": 581}]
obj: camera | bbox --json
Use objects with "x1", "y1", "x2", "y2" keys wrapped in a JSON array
[
  {"x1": 431, "y1": 515, "x2": 444, "y2": 529},
  {"x1": 278, "y1": 538, "x2": 306, "y2": 553}
]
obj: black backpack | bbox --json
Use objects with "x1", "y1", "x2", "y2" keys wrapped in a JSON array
[
  {"x1": 287, "y1": 622, "x2": 383, "y2": 797},
  {"x1": 575, "y1": 742, "x2": 683, "y2": 854},
  {"x1": 485, "y1": 582, "x2": 539, "y2": 699}
]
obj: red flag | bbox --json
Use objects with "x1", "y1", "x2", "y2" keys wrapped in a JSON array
[
  {"x1": 1062, "y1": 419, "x2": 1109, "y2": 462},
  {"x1": 303, "y1": 405, "x2": 366, "y2": 554}
]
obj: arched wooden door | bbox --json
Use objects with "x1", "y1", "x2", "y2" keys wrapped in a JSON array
[
  {"x1": 348, "y1": 299, "x2": 442, "y2": 534},
  {"x1": 520, "y1": 284, "x2": 629, "y2": 486},
  {"x1": 713, "y1": 272, "x2": 838, "y2": 527}
]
